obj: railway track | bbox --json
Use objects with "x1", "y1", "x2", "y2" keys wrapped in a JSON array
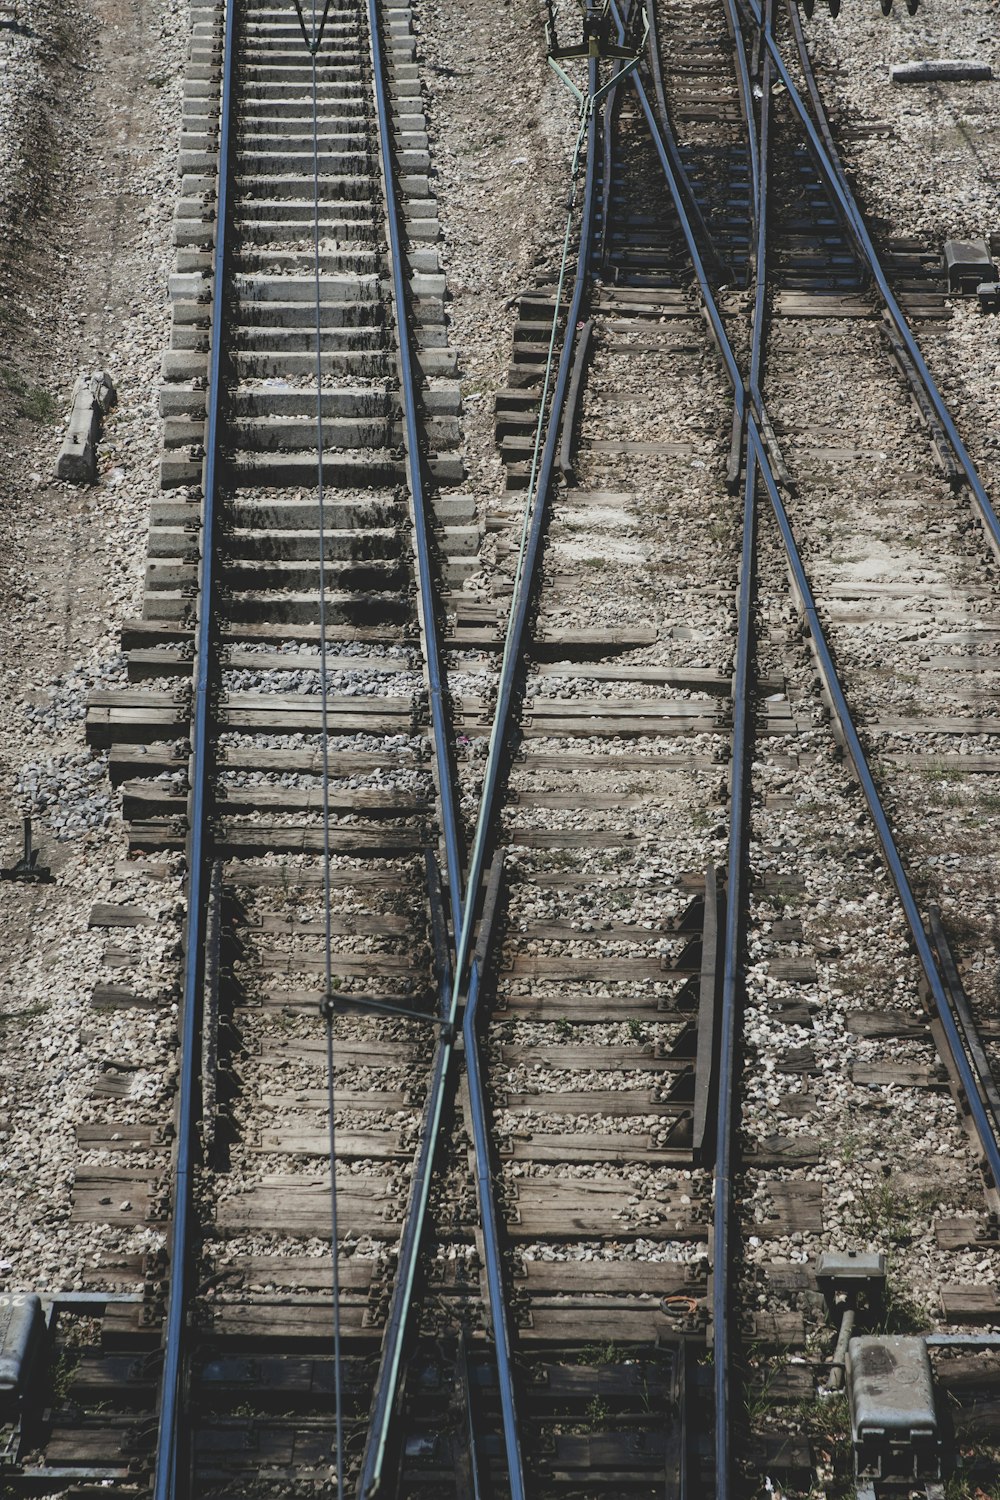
[{"x1": 3, "y1": 0, "x2": 1000, "y2": 1497}]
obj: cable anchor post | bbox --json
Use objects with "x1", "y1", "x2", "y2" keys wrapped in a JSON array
[{"x1": 1, "y1": 816, "x2": 52, "y2": 884}]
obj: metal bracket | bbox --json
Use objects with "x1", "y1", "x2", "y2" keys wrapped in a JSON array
[
  {"x1": 547, "y1": 4, "x2": 649, "y2": 108},
  {"x1": 321, "y1": 992, "x2": 437, "y2": 1026}
]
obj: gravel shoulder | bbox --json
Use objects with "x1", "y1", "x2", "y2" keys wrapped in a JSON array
[
  {"x1": 804, "y1": 3, "x2": 1000, "y2": 508},
  {"x1": 0, "y1": 0, "x2": 185, "y2": 1291}
]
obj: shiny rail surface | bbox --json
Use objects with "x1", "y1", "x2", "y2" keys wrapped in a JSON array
[
  {"x1": 152, "y1": 0, "x2": 237, "y2": 1489},
  {"x1": 144, "y1": 0, "x2": 1000, "y2": 1494},
  {"x1": 635, "y1": 0, "x2": 1000, "y2": 1492},
  {"x1": 151, "y1": 0, "x2": 470, "y2": 1492}
]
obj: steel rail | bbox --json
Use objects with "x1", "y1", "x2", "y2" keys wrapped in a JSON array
[
  {"x1": 435, "y1": 50, "x2": 602, "y2": 1500},
  {"x1": 355, "y1": 0, "x2": 472, "y2": 1488},
  {"x1": 740, "y1": 0, "x2": 1000, "y2": 1195},
  {"x1": 761, "y1": 451, "x2": 1000, "y2": 1200},
  {"x1": 744, "y1": 0, "x2": 1000, "y2": 558},
  {"x1": 149, "y1": 0, "x2": 468, "y2": 1490},
  {"x1": 609, "y1": 10, "x2": 754, "y2": 1493},
  {"x1": 446, "y1": 63, "x2": 598, "y2": 989},
  {"x1": 460, "y1": 857, "x2": 523, "y2": 1496},
  {"x1": 151, "y1": 0, "x2": 236, "y2": 1493},
  {"x1": 361, "y1": 2, "x2": 463, "y2": 931},
  {"x1": 719, "y1": 0, "x2": 760, "y2": 231},
  {"x1": 713, "y1": 2, "x2": 771, "y2": 1489},
  {"x1": 632, "y1": 5, "x2": 760, "y2": 1494},
  {"x1": 640, "y1": 0, "x2": 732, "y2": 283},
  {"x1": 631, "y1": 16, "x2": 1000, "y2": 1493}
]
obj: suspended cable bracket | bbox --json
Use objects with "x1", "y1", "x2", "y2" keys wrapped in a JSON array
[{"x1": 546, "y1": 0, "x2": 648, "y2": 106}]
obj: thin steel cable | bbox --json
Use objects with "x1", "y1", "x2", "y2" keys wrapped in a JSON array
[
  {"x1": 290, "y1": 0, "x2": 336, "y2": 53},
  {"x1": 298, "y1": 0, "x2": 345, "y2": 1486}
]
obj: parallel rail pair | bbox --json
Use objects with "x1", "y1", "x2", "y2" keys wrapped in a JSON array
[
  {"x1": 151, "y1": 0, "x2": 1000, "y2": 1496},
  {"x1": 632, "y1": 0, "x2": 1000, "y2": 1493},
  {"x1": 155, "y1": 0, "x2": 480, "y2": 1494}
]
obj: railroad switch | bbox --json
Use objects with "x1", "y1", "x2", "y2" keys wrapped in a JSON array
[
  {"x1": 817, "y1": 1251, "x2": 886, "y2": 1393},
  {"x1": 846, "y1": 1336, "x2": 942, "y2": 1499},
  {"x1": 943, "y1": 238, "x2": 998, "y2": 296}
]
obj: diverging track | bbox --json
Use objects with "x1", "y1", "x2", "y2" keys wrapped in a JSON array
[{"x1": 16, "y1": 1, "x2": 1000, "y2": 1498}]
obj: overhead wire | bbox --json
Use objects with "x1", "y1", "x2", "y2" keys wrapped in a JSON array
[{"x1": 288, "y1": 0, "x2": 346, "y2": 1486}]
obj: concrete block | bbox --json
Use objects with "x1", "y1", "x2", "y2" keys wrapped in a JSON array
[
  {"x1": 168, "y1": 272, "x2": 210, "y2": 301},
  {"x1": 891, "y1": 59, "x2": 992, "y2": 83},
  {"x1": 56, "y1": 371, "x2": 117, "y2": 484},
  {"x1": 161, "y1": 351, "x2": 208, "y2": 382}
]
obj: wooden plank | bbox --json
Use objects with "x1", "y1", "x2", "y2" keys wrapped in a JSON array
[
  {"x1": 940, "y1": 1284, "x2": 1000, "y2": 1322},
  {"x1": 517, "y1": 751, "x2": 713, "y2": 769},
  {"x1": 259, "y1": 1037, "x2": 424, "y2": 1067},
  {"x1": 502, "y1": 829, "x2": 677, "y2": 848},
  {"x1": 846, "y1": 1011, "x2": 928, "y2": 1039},
  {"x1": 504, "y1": 1090, "x2": 681, "y2": 1116},
  {"x1": 503, "y1": 960, "x2": 683, "y2": 984},
  {"x1": 206, "y1": 1303, "x2": 375, "y2": 1341},
  {"x1": 253, "y1": 951, "x2": 424, "y2": 975},
  {"x1": 549, "y1": 1432, "x2": 673, "y2": 1468},
  {"x1": 578, "y1": 440, "x2": 696, "y2": 456},
  {"x1": 935, "y1": 1218, "x2": 1000, "y2": 1250},
  {"x1": 509, "y1": 918, "x2": 672, "y2": 941},
  {"x1": 506, "y1": 1133, "x2": 687, "y2": 1164},
  {"x1": 749, "y1": 1135, "x2": 821, "y2": 1166},
  {"x1": 92, "y1": 984, "x2": 162, "y2": 1011},
  {"x1": 502, "y1": 956, "x2": 675, "y2": 981},
  {"x1": 852, "y1": 1061, "x2": 945, "y2": 1088},
  {"x1": 259, "y1": 1090, "x2": 411, "y2": 1111},
  {"x1": 523, "y1": 696, "x2": 718, "y2": 716},
  {"x1": 219, "y1": 1255, "x2": 381, "y2": 1290},
  {"x1": 249, "y1": 989, "x2": 428, "y2": 1015},
  {"x1": 499, "y1": 1044, "x2": 683, "y2": 1071},
  {"x1": 88, "y1": 903, "x2": 153, "y2": 928},
  {"x1": 76, "y1": 1124, "x2": 166, "y2": 1150},
  {"x1": 216, "y1": 1179, "x2": 401, "y2": 1237},
  {"x1": 213, "y1": 823, "x2": 425, "y2": 853},
  {"x1": 763, "y1": 1262, "x2": 817, "y2": 1294},
  {"x1": 768, "y1": 958, "x2": 816, "y2": 983},
  {"x1": 516, "y1": 789, "x2": 696, "y2": 811},
  {"x1": 520, "y1": 1261, "x2": 704, "y2": 1295},
  {"x1": 527, "y1": 663, "x2": 731, "y2": 690},
  {"x1": 519, "y1": 716, "x2": 722, "y2": 738},
  {"x1": 749, "y1": 1312, "x2": 808, "y2": 1348},
  {"x1": 775, "y1": 292, "x2": 873, "y2": 317},
  {"x1": 255, "y1": 912, "x2": 409, "y2": 936},
  {"x1": 125, "y1": 783, "x2": 424, "y2": 815},
  {"x1": 869, "y1": 716, "x2": 1000, "y2": 736},
  {"x1": 223, "y1": 864, "x2": 411, "y2": 889},
  {"x1": 254, "y1": 1129, "x2": 406, "y2": 1158},
  {"x1": 496, "y1": 991, "x2": 680, "y2": 1018},
  {"x1": 508, "y1": 1181, "x2": 703, "y2": 1238},
  {"x1": 758, "y1": 1180, "x2": 824, "y2": 1235},
  {"x1": 43, "y1": 1428, "x2": 132, "y2": 1465},
  {"x1": 522, "y1": 1308, "x2": 675, "y2": 1342},
  {"x1": 882, "y1": 752, "x2": 1000, "y2": 773},
  {"x1": 72, "y1": 1170, "x2": 156, "y2": 1225},
  {"x1": 776, "y1": 1046, "x2": 818, "y2": 1074}
]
